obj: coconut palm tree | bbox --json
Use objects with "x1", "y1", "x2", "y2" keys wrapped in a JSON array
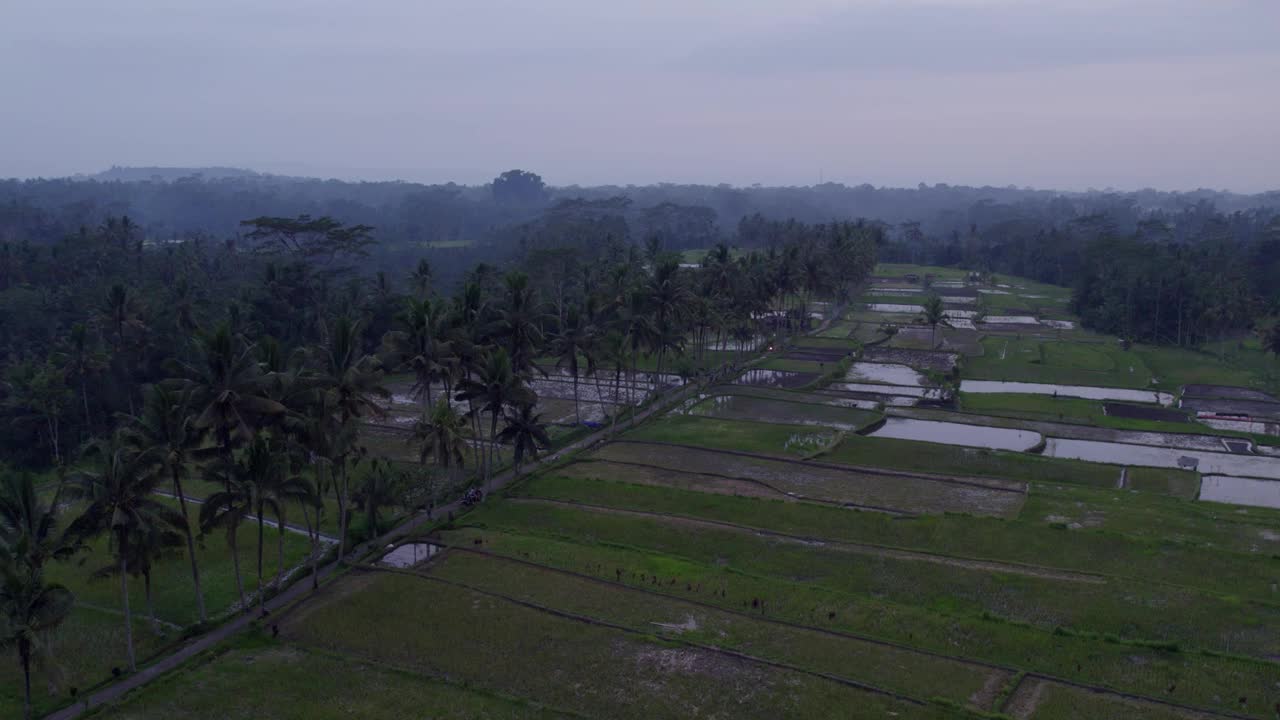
[
  {"x1": 921, "y1": 294, "x2": 951, "y2": 348},
  {"x1": 384, "y1": 297, "x2": 451, "y2": 409},
  {"x1": 238, "y1": 435, "x2": 314, "y2": 612},
  {"x1": 497, "y1": 403, "x2": 551, "y2": 479},
  {"x1": 0, "y1": 472, "x2": 78, "y2": 720},
  {"x1": 549, "y1": 306, "x2": 596, "y2": 424},
  {"x1": 68, "y1": 435, "x2": 183, "y2": 672},
  {"x1": 89, "y1": 521, "x2": 183, "y2": 634},
  {"x1": 456, "y1": 349, "x2": 534, "y2": 488},
  {"x1": 198, "y1": 459, "x2": 254, "y2": 612},
  {"x1": 310, "y1": 315, "x2": 388, "y2": 560},
  {"x1": 411, "y1": 398, "x2": 469, "y2": 502},
  {"x1": 167, "y1": 324, "x2": 285, "y2": 476},
  {"x1": 0, "y1": 473, "x2": 79, "y2": 575},
  {"x1": 119, "y1": 384, "x2": 208, "y2": 623},
  {"x1": 643, "y1": 260, "x2": 694, "y2": 379},
  {"x1": 491, "y1": 272, "x2": 547, "y2": 376},
  {"x1": 0, "y1": 550, "x2": 74, "y2": 720}
]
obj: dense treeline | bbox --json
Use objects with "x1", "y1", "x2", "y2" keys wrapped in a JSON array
[{"x1": 878, "y1": 197, "x2": 1280, "y2": 344}]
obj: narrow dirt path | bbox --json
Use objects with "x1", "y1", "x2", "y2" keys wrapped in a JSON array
[
  {"x1": 507, "y1": 497, "x2": 1107, "y2": 584},
  {"x1": 1002, "y1": 677, "x2": 1046, "y2": 719}
]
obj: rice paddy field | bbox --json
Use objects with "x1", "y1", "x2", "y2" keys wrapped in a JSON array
[{"x1": 81, "y1": 265, "x2": 1280, "y2": 720}]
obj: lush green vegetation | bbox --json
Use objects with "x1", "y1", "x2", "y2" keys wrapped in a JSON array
[
  {"x1": 89, "y1": 633, "x2": 565, "y2": 720},
  {"x1": 964, "y1": 338, "x2": 1154, "y2": 388},
  {"x1": 825, "y1": 434, "x2": 1119, "y2": 488}
]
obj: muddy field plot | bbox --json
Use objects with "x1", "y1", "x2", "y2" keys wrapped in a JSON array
[
  {"x1": 861, "y1": 346, "x2": 959, "y2": 372},
  {"x1": 684, "y1": 394, "x2": 880, "y2": 431},
  {"x1": 428, "y1": 551, "x2": 1007, "y2": 712},
  {"x1": 588, "y1": 442, "x2": 1027, "y2": 516},
  {"x1": 735, "y1": 368, "x2": 820, "y2": 388}
]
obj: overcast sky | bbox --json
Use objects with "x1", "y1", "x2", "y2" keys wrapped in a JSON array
[{"x1": 2, "y1": 0, "x2": 1277, "y2": 191}]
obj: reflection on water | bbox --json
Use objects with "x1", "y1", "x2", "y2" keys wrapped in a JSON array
[
  {"x1": 962, "y1": 380, "x2": 1174, "y2": 406},
  {"x1": 846, "y1": 362, "x2": 926, "y2": 386},
  {"x1": 870, "y1": 417, "x2": 1042, "y2": 451},
  {"x1": 1200, "y1": 475, "x2": 1280, "y2": 509},
  {"x1": 736, "y1": 369, "x2": 818, "y2": 388},
  {"x1": 1044, "y1": 438, "x2": 1280, "y2": 479}
]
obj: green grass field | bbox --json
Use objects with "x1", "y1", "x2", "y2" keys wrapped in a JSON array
[
  {"x1": 965, "y1": 338, "x2": 1155, "y2": 388},
  {"x1": 88, "y1": 634, "x2": 564, "y2": 720}
]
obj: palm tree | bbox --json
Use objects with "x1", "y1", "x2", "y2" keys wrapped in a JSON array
[
  {"x1": 411, "y1": 398, "x2": 469, "y2": 503},
  {"x1": 119, "y1": 385, "x2": 208, "y2": 623},
  {"x1": 409, "y1": 259, "x2": 433, "y2": 297},
  {"x1": 643, "y1": 260, "x2": 694, "y2": 380},
  {"x1": 167, "y1": 324, "x2": 285, "y2": 476},
  {"x1": 550, "y1": 306, "x2": 596, "y2": 424},
  {"x1": 0, "y1": 473, "x2": 79, "y2": 575},
  {"x1": 311, "y1": 315, "x2": 388, "y2": 560},
  {"x1": 90, "y1": 521, "x2": 183, "y2": 634},
  {"x1": 0, "y1": 472, "x2": 77, "y2": 720},
  {"x1": 0, "y1": 552, "x2": 74, "y2": 720},
  {"x1": 357, "y1": 459, "x2": 400, "y2": 540},
  {"x1": 921, "y1": 294, "x2": 951, "y2": 348},
  {"x1": 198, "y1": 459, "x2": 254, "y2": 612},
  {"x1": 238, "y1": 435, "x2": 313, "y2": 613},
  {"x1": 68, "y1": 435, "x2": 183, "y2": 672},
  {"x1": 497, "y1": 403, "x2": 551, "y2": 478},
  {"x1": 1264, "y1": 323, "x2": 1280, "y2": 358},
  {"x1": 491, "y1": 272, "x2": 546, "y2": 375},
  {"x1": 385, "y1": 297, "x2": 451, "y2": 409},
  {"x1": 456, "y1": 349, "x2": 534, "y2": 488}
]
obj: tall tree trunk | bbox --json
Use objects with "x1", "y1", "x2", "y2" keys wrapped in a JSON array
[
  {"x1": 257, "y1": 500, "x2": 266, "y2": 616},
  {"x1": 276, "y1": 519, "x2": 286, "y2": 588},
  {"x1": 80, "y1": 377, "x2": 92, "y2": 434},
  {"x1": 572, "y1": 362, "x2": 581, "y2": 425},
  {"x1": 171, "y1": 469, "x2": 207, "y2": 623},
  {"x1": 144, "y1": 568, "x2": 160, "y2": 633},
  {"x1": 488, "y1": 411, "x2": 500, "y2": 491},
  {"x1": 120, "y1": 554, "x2": 136, "y2": 672},
  {"x1": 305, "y1": 499, "x2": 321, "y2": 592},
  {"x1": 229, "y1": 533, "x2": 247, "y2": 610},
  {"x1": 20, "y1": 638, "x2": 32, "y2": 720},
  {"x1": 337, "y1": 465, "x2": 351, "y2": 562}
]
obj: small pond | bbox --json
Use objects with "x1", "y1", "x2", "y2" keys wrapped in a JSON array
[
  {"x1": 869, "y1": 417, "x2": 1042, "y2": 451},
  {"x1": 736, "y1": 369, "x2": 819, "y2": 389},
  {"x1": 1199, "y1": 476, "x2": 1280, "y2": 510},
  {"x1": 961, "y1": 380, "x2": 1174, "y2": 406},
  {"x1": 983, "y1": 315, "x2": 1040, "y2": 325},
  {"x1": 1044, "y1": 438, "x2": 1280, "y2": 479},
  {"x1": 846, "y1": 361, "x2": 926, "y2": 386},
  {"x1": 832, "y1": 382, "x2": 944, "y2": 400}
]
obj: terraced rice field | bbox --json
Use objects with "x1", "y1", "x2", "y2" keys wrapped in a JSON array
[{"x1": 92, "y1": 265, "x2": 1280, "y2": 720}]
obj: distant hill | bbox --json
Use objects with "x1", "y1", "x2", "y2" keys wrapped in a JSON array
[{"x1": 90, "y1": 165, "x2": 261, "y2": 182}]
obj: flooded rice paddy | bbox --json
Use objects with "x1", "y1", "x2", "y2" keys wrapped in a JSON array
[
  {"x1": 831, "y1": 382, "x2": 943, "y2": 399},
  {"x1": 688, "y1": 395, "x2": 875, "y2": 431},
  {"x1": 736, "y1": 369, "x2": 820, "y2": 389},
  {"x1": 846, "y1": 361, "x2": 927, "y2": 386},
  {"x1": 869, "y1": 417, "x2": 1043, "y2": 451},
  {"x1": 1044, "y1": 438, "x2": 1280, "y2": 479},
  {"x1": 1199, "y1": 476, "x2": 1280, "y2": 509},
  {"x1": 961, "y1": 380, "x2": 1175, "y2": 406}
]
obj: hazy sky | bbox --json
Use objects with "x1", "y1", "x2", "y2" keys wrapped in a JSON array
[{"x1": 2, "y1": 0, "x2": 1278, "y2": 191}]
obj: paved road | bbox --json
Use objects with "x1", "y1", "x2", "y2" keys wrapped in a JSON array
[{"x1": 46, "y1": 373, "x2": 716, "y2": 719}]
